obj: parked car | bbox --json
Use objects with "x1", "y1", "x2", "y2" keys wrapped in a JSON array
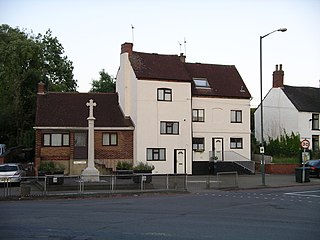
[
  {"x1": 305, "y1": 159, "x2": 320, "y2": 178},
  {"x1": 0, "y1": 163, "x2": 26, "y2": 185}
]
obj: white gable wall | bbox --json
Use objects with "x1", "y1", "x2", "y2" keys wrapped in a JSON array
[
  {"x1": 117, "y1": 52, "x2": 137, "y2": 120},
  {"x1": 116, "y1": 53, "x2": 138, "y2": 163},
  {"x1": 255, "y1": 88, "x2": 299, "y2": 142}
]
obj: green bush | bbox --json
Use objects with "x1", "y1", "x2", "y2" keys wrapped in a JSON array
[
  {"x1": 272, "y1": 157, "x2": 300, "y2": 164},
  {"x1": 38, "y1": 161, "x2": 65, "y2": 174},
  {"x1": 116, "y1": 161, "x2": 133, "y2": 170},
  {"x1": 133, "y1": 162, "x2": 155, "y2": 171},
  {"x1": 265, "y1": 132, "x2": 301, "y2": 158}
]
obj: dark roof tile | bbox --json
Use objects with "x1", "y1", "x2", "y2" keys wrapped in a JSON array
[
  {"x1": 129, "y1": 51, "x2": 251, "y2": 99},
  {"x1": 185, "y1": 63, "x2": 251, "y2": 99},
  {"x1": 35, "y1": 92, "x2": 133, "y2": 128},
  {"x1": 283, "y1": 85, "x2": 320, "y2": 112},
  {"x1": 130, "y1": 52, "x2": 190, "y2": 81}
]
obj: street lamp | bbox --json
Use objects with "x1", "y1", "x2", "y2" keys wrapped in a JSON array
[{"x1": 260, "y1": 28, "x2": 287, "y2": 186}]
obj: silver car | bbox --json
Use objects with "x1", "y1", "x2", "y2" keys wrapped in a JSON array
[{"x1": 0, "y1": 163, "x2": 26, "y2": 184}]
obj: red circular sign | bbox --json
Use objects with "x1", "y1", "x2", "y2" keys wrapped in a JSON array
[{"x1": 301, "y1": 139, "x2": 310, "y2": 149}]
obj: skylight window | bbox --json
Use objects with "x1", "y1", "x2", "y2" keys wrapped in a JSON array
[{"x1": 193, "y1": 78, "x2": 210, "y2": 88}]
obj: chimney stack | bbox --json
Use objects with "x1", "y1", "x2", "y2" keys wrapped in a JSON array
[
  {"x1": 121, "y1": 42, "x2": 133, "y2": 57},
  {"x1": 37, "y1": 81, "x2": 45, "y2": 94},
  {"x1": 273, "y1": 64, "x2": 284, "y2": 88},
  {"x1": 179, "y1": 53, "x2": 186, "y2": 63}
]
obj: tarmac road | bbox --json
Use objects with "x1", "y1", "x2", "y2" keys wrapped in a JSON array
[{"x1": 0, "y1": 185, "x2": 319, "y2": 240}]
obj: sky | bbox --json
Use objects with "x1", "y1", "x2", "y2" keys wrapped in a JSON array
[{"x1": 1, "y1": 0, "x2": 320, "y2": 107}]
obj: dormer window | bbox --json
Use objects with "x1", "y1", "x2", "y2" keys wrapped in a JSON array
[{"x1": 193, "y1": 78, "x2": 210, "y2": 88}]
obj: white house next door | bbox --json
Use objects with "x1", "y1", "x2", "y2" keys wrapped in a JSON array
[{"x1": 174, "y1": 149, "x2": 186, "y2": 174}]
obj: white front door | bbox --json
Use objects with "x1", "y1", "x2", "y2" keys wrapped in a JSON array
[
  {"x1": 212, "y1": 138, "x2": 223, "y2": 161},
  {"x1": 175, "y1": 149, "x2": 186, "y2": 174}
]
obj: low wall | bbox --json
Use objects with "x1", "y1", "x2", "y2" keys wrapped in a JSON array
[{"x1": 265, "y1": 163, "x2": 300, "y2": 174}]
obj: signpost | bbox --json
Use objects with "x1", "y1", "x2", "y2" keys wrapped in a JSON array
[{"x1": 300, "y1": 139, "x2": 310, "y2": 183}]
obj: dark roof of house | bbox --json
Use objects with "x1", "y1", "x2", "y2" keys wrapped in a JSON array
[
  {"x1": 283, "y1": 85, "x2": 320, "y2": 112},
  {"x1": 35, "y1": 92, "x2": 133, "y2": 128},
  {"x1": 130, "y1": 52, "x2": 190, "y2": 81},
  {"x1": 185, "y1": 63, "x2": 251, "y2": 98},
  {"x1": 129, "y1": 51, "x2": 251, "y2": 99}
]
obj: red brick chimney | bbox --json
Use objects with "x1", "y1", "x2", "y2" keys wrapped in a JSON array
[
  {"x1": 273, "y1": 64, "x2": 284, "y2": 88},
  {"x1": 121, "y1": 42, "x2": 133, "y2": 56},
  {"x1": 37, "y1": 81, "x2": 45, "y2": 94}
]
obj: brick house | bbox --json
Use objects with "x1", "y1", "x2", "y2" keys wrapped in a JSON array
[{"x1": 34, "y1": 83, "x2": 134, "y2": 175}]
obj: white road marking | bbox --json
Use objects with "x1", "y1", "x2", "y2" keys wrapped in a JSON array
[{"x1": 284, "y1": 190, "x2": 320, "y2": 198}]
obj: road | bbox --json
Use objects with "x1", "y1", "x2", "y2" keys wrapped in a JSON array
[{"x1": 0, "y1": 186, "x2": 319, "y2": 240}]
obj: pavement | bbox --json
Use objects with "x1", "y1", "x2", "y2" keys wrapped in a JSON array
[{"x1": 186, "y1": 173, "x2": 320, "y2": 193}]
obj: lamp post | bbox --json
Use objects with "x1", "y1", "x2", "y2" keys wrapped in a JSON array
[{"x1": 260, "y1": 28, "x2": 287, "y2": 186}]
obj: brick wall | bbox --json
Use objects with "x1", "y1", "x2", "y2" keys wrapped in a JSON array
[
  {"x1": 35, "y1": 129, "x2": 134, "y2": 174},
  {"x1": 265, "y1": 163, "x2": 300, "y2": 174},
  {"x1": 94, "y1": 130, "x2": 133, "y2": 160}
]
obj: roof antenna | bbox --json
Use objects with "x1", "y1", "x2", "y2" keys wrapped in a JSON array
[
  {"x1": 178, "y1": 41, "x2": 182, "y2": 54},
  {"x1": 184, "y1": 37, "x2": 187, "y2": 56},
  {"x1": 131, "y1": 24, "x2": 135, "y2": 44}
]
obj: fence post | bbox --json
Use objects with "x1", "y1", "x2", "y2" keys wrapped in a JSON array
[
  {"x1": 206, "y1": 175, "x2": 210, "y2": 189},
  {"x1": 111, "y1": 175, "x2": 115, "y2": 192},
  {"x1": 44, "y1": 176, "x2": 47, "y2": 196},
  {"x1": 140, "y1": 175, "x2": 144, "y2": 191},
  {"x1": 184, "y1": 174, "x2": 188, "y2": 191},
  {"x1": 4, "y1": 178, "x2": 9, "y2": 198}
]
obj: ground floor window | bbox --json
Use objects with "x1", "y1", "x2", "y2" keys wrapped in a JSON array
[
  {"x1": 43, "y1": 133, "x2": 69, "y2": 147},
  {"x1": 193, "y1": 138, "x2": 205, "y2": 152},
  {"x1": 147, "y1": 148, "x2": 166, "y2": 161},
  {"x1": 230, "y1": 138, "x2": 243, "y2": 149},
  {"x1": 102, "y1": 133, "x2": 117, "y2": 146}
]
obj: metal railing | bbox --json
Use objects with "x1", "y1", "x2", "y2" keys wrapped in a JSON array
[{"x1": 0, "y1": 174, "x2": 187, "y2": 199}]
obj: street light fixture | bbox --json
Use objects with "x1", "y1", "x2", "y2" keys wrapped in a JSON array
[{"x1": 260, "y1": 28, "x2": 287, "y2": 186}]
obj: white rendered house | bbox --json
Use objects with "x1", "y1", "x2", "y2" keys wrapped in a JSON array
[
  {"x1": 117, "y1": 43, "x2": 252, "y2": 174},
  {"x1": 254, "y1": 64, "x2": 320, "y2": 151}
]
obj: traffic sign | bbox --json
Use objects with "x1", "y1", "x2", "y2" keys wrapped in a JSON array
[{"x1": 300, "y1": 139, "x2": 310, "y2": 149}]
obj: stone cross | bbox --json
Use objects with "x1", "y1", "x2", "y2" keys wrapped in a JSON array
[
  {"x1": 86, "y1": 99, "x2": 97, "y2": 119},
  {"x1": 82, "y1": 98, "x2": 99, "y2": 182}
]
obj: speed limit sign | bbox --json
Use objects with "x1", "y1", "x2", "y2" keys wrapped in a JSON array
[{"x1": 300, "y1": 139, "x2": 310, "y2": 149}]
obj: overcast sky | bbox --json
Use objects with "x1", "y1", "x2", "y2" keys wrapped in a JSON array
[{"x1": 1, "y1": 0, "x2": 319, "y2": 107}]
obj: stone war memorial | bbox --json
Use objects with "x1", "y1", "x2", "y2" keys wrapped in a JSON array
[{"x1": 81, "y1": 99, "x2": 100, "y2": 182}]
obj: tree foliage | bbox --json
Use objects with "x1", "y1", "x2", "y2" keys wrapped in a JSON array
[
  {"x1": 90, "y1": 69, "x2": 115, "y2": 93},
  {"x1": 0, "y1": 24, "x2": 77, "y2": 148}
]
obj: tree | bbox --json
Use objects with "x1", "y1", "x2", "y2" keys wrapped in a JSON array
[
  {"x1": 0, "y1": 24, "x2": 77, "y2": 148},
  {"x1": 90, "y1": 69, "x2": 115, "y2": 93}
]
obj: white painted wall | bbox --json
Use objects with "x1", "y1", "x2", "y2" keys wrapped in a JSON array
[
  {"x1": 193, "y1": 97, "x2": 251, "y2": 161},
  {"x1": 136, "y1": 80, "x2": 192, "y2": 174},
  {"x1": 255, "y1": 88, "x2": 299, "y2": 142},
  {"x1": 299, "y1": 112, "x2": 314, "y2": 141},
  {"x1": 116, "y1": 52, "x2": 138, "y2": 163},
  {"x1": 255, "y1": 88, "x2": 317, "y2": 149}
]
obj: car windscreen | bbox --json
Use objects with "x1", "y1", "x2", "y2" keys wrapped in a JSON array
[
  {"x1": 0, "y1": 165, "x2": 18, "y2": 172},
  {"x1": 306, "y1": 160, "x2": 320, "y2": 166}
]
